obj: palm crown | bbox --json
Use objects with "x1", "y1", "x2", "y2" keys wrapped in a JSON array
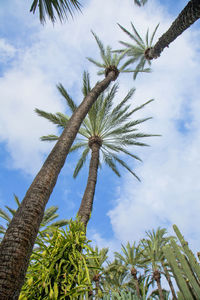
[
  {"x1": 115, "y1": 23, "x2": 159, "y2": 79},
  {"x1": 87, "y1": 32, "x2": 151, "y2": 79},
  {"x1": 36, "y1": 71, "x2": 157, "y2": 181}
]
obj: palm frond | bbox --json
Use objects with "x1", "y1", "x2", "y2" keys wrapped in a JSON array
[
  {"x1": 13, "y1": 194, "x2": 21, "y2": 207},
  {"x1": 4, "y1": 206, "x2": 16, "y2": 216},
  {"x1": 82, "y1": 71, "x2": 91, "y2": 97},
  {"x1": 91, "y1": 31, "x2": 106, "y2": 62},
  {"x1": 0, "y1": 208, "x2": 12, "y2": 223},
  {"x1": 35, "y1": 108, "x2": 68, "y2": 128},
  {"x1": 73, "y1": 147, "x2": 90, "y2": 178},
  {"x1": 102, "y1": 151, "x2": 121, "y2": 177},
  {"x1": 57, "y1": 83, "x2": 77, "y2": 113},
  {"x1": 41, "y1": 206, "x2": 59, "y2": 226},
  {"x1": 69, "y1": 142, "x2": 88, "y2": 153},
  {"x1": 113, "y1": 155, "x2": 141, "y2": 181},
  {"x1": 40, "y1": 134, "x2": 59, "y2": 142},
  {"x1": 30, "y1": 0, "x2": 82, "y2": 24}
]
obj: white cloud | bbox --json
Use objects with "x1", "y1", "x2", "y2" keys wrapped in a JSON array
[{"x1": 0, "y1": 39, "x2": 16, "y2": 61}]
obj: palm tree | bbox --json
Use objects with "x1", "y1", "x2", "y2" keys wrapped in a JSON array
[
  {"x1": 30, "y1": 0, "x2": 81, "y2": 24},
  {"x1": 0, "y1": 195, "x2": 68, "y2": 243},
  {"x1": 0, "y1": 33, "x2": 138, "y2": 298},
  {"x1": 140, "y1": 228, "x2": 176, "y2": 300},
  {"x1": 114, "y1": 242, "x2": 144, "y2": 297},
  {"x1": 87, "y1": 246, "x2": 109, "y2": 298},
  {"x1": 118, "y1": 0, "x2": 200, "y2": 64},
  {"x1": 36, "y1": 71, "x2": 157, "y2": 227}
]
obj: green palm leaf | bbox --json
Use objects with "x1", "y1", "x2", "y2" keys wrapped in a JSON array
[
  {"x1": 73, "y1": 147, "x2": 90, "y2": 178},
  {"x1": 30, "y1": 0, "x2": 81, "y2": 24}
]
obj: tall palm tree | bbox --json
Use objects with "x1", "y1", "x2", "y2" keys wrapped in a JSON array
[
  {"x1": 140, "y1": 228, "x2": 176, "y2": 300},
  {"x1": 30, "y1": 0, "x2": 81, "y2": 24},
  {"x1": 0, "y1": 33, "x2": 138, "y2": 298},
  {"x1": 118, "y1": 0, "x2": 200, "y2": 65},
  {"x1": 0, "y1": 195, "x2": 68, "y2": 243},
  {"x1": 114, "y1": 242, "x2": 144, "y2": 297},
  {"x1": 36, "y1": 71, "x2": 156, "y2": 227}
]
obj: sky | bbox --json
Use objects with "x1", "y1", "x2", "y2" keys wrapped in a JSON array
[{"x1": 1, "y1": 0, "x2": 200, "y2": 284}]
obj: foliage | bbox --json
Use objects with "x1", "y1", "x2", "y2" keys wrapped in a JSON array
[
  {"x1": 36, "y1": 71, "x2": 157, "y2": 181},
  {"x1": 19, "y1": 219, "x2": 94, "y2": 299},
  {"x1": 0, "y1": 194, "x2": 68, "y2": 243},
  {"x1": 115, "y1": 23, "x2": 159, "y2": 79},
  {"x1": 30, "y1": 0, "x2": 81, "y2": 24},
  {"x1": 87, "y1": 32, "x2": 151, "y2": 77}
]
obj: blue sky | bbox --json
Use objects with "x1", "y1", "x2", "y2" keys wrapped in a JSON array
[{"x1": 1, "y1": 0, "x2": 200, "y2": 270}]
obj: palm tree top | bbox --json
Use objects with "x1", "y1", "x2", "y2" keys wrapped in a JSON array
[
  {"x1": 115, "y1": 23, "x2": 159, "y2": 79},
  {"x1": 87, "y1": 32, "x2": 151, "y2": 79},
  {"x1": 36, "y1": 71, "x2": 159, "y2": 181},
  {"x1": 30, "y1": 0, "x2": 82, "y2": 24}
]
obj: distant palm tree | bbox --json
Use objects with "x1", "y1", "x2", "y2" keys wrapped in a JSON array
[
  {"x1": 114, "y1": 242, "x2": 144, "y2": 297},
  {"x1": 36, "y1": 71, "x2": 156, "y2": 227},
  {"x1": 87, "y1": 246, "x2": 109, "y2": 298},
  {"x1": 0, "y1": 195, "x2": 68, "y2": 243},
  {"x1": 30, "y1": 0, "x2": 81, "y2": 24},
  {"x1": 0, "y1": 33, "x2": 138, "y2": 298},
  {"x1": 118, "y1": 0, "x2": 200, "y2": 67},
  {"x1": 140, "y1": 228, "x2": 175, "y2": 300}
]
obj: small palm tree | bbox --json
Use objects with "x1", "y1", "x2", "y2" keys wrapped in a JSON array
[
  {"x1": 0, "y1": 195, "x2": 68, "y2": 243},
  {"x1": 140, "y1": 228, "x2": 175, "y2": 300},
  {"x1": 36, "y1": 70, "x2": 157, "y2": 227},
  {"x1": 87, "y1": 246, "x2": 109, "y2": 298},
  {"x1": 114, "y1": 242, "x2": 145, "y2": 297},
  {"x1": 30, "y1": 0, "x2": 81, "y2": 24},
  {"x1": 118, "y1": 0, "x2": 200, "y2": 62}
]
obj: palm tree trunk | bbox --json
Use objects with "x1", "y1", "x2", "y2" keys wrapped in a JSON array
[
  {"x1": 78, "y1": 142, "x2": 100, "y2": 228},
  {"x1": 162, "y1": 262, "x2": 177, "y2": 300},
  {"x1": 153, "y1": 269, "x2": 165, "y2": 300},
  {"x1": 131, "y1": 267, "x2": 141, "y2": 298},
  {"x1": 146, "y1": 0, "x2": 200, "y2": 59},
  {"x1": 0, "y1": 70, "x2": 117, "y2": 300}
]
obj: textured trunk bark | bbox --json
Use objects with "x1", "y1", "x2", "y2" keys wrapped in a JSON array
[
  {"x1": 154, "y1": 269, "x2": 165, "y2": 300},
  {"x1": 146, "y1": 0, "x2": 200, "y2": 59},
  {"x1": 78, "y1": 143, "x2": 100, "y2": 228},
  {"x1": 131, "y1": 267, "x2": 141, "y2": 298},
  {"x1": 0, "y1": 71, "x2": 117, "y2": 300},
  {"x1": 162, "y1": 261, "x2": 177, "y2": 300}
]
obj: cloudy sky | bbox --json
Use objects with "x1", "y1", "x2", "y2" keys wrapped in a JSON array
[{"x1": 1, "y1": 0, "x2": 200, "y2": 268}]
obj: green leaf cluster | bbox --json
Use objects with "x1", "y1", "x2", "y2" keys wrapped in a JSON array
[{"x1": 19, "y1": 219, "x2": 94, "y2": 299}]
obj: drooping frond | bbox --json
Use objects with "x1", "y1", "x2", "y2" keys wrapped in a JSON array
[
  {"x1": 69, "y1": 142, "x2": 88, "y2": 153},
  {"x1": 57, "y1": 84, "x2": 77, "y2": 113},
  {"x1": 113, "y1": 155, "x2": 141, "y2": 181},
  {"x1": 30, "y1": 0, "x2": 82, "y2": 24},
  {"x1": 73, "y1": 147, "x2": 90, "y2": 178},
  {"x1": 102, "y1": 151, "x2": 121, "y2": 177},
  {"x1": 41, "y1": 206, "x2": 59, "y2": 227}
]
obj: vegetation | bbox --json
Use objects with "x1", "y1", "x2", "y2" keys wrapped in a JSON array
[
  {"x1": 1, "y1": 0, "x2": 200, "y2": 298},
  {"x1": 0, "y1": 194, "x2": 68, "y2": 243},
  {"x1": 16, "y1": 223, "x2": 200, "y2": 299},
  {"x1": 36, "y1": 70, "x2": 156, "y2": 227}
]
